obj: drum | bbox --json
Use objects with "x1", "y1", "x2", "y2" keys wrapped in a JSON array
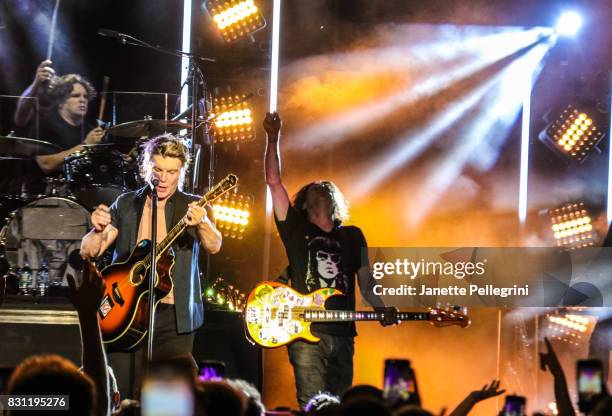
[
  {"x1": 64, "y1": 146, "x2": 137, "y2": 209},
  {"x1": 0, "y1": 197, "x2": 90, "y2": 295}
]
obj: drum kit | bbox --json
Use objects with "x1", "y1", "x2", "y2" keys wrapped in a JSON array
[{"x1": 0, "y1": 118, "x2": 191, "y2": 297}]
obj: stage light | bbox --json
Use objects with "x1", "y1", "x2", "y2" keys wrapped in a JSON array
[
  {"x1": 546, "y1": 309, "x2": 593, "y2": 346},
  {"x1": 555, "y1": 12, "x2": 583, "y2": 37},
  {"x1": 539, "y1": 104, "x2": 605, "y2": 163},
  {"x1": 204, "y1": 277, "x2": 247, "y2": 311},
  {"x1": 212, "y1": 191, "x2": 253, "y2": 239},
  {"x1": 211, "y1": 94, "x2": 255, "y2": 143},
  {"x1": 204, "y1": 0, "x2": 266, "y2": 43},
  {"x1": 549, "y1": 202, "x2": 594, "y2": 250}
]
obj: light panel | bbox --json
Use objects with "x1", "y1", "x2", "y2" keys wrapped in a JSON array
[
  {"x1": 205, "y1": 0, "x2": 266, "y2": 43},
  {"x1": 540, "y1": 104, "x2": 605, "y2": 163},
  {"x1": 212, "y1": 94, "x2": 255, "y2": 143},
  {"x1": 546, "y1": 310, "x2": 593, "y2": 346},
  {"x1": 212, "y1": 191, "x2": 253, "y2": 239},
  {"x1": 549, "y1": 202, "x2": 594, "y2": 250}
]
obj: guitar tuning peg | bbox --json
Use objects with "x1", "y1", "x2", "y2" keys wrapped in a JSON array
[
  {"x1": 435, "y1": 302, "x2": 441, "y2": 309},
  {"x1": 445, "y1": 303, "x2": 451, "y2": 312},
  {"x1": 462, "y1": 306, "x2": 468, "y2": 316}
]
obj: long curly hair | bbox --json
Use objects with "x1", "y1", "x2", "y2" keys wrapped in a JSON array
[{"x1": 292, "y1": 181, "x2": 349, "y2": 226}]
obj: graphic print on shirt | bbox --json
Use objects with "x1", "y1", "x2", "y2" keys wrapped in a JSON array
[{"x1": 305, "y1": 236, "x2": 348, "y2": 293}]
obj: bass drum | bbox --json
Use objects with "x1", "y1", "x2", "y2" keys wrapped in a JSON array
[{"x1": 0, "y1": 197, "x2": 90, "y2": 294}]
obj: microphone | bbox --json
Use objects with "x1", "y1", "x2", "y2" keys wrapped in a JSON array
[{"x1": 149, "y1": 178, "x2": 160, "y2": 191}]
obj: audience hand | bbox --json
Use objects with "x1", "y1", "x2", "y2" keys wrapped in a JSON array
[
  {"x1": 67, "y1": 258, "x2": 105, "y2": 316},
  {"x1": 467, "y1": 379, "x2": 505, "y2": 403},
  {"x1": 540, "y1": 337, "x2": 563, "y2": 377}
]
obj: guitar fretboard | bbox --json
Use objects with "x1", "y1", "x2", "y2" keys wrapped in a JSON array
[{"x1": 303, "y1": 310, "x2": 429, "y2": 322}]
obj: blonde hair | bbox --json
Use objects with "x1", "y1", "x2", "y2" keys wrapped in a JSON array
[{"x1": 141, "y1": 134, "x2": 191, "y2": 190}]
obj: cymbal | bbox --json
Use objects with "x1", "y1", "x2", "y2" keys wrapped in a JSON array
[
  {"x1": 107, "y1": 119, "x2": 192, "y2": 138},
  {"x1": 0, "y1": 136, "x2": 61, "y2": 158}
]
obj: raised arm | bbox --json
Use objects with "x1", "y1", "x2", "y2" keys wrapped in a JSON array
[
  {"x1": 14, "y1": 60, "x2": 55, "y2": 127},
  {"x1": 540, "y1": 337, "x2": 576, "y2": 416},
  {"x1": 264, "y1": 112, "x2": 291, "y2": 221},
  {"x1": 67, "y1": 259, "x2": 109, "y2": 416},
  {"x1": 80, "y1": 204, "x2": 119, "y2": 259}
]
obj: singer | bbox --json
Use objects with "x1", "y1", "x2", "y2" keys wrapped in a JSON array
[{"x1": 79, "y1": 134, "x2": 222, "y2": 394}]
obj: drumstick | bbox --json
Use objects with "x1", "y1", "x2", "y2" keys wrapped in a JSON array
[
  {"x1": 46, "y1": 0, "x2": 61, "y2": 61},
  {"x1": 98, "y1": 76, "x2": 110, "y2": 122}
]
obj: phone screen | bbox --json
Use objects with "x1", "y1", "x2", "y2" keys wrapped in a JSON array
[
  {"x1": 383, "y1": 359, "x2": 417, "y2": 405},
  {"x1": 578, "y1": 362, "x2": 603, "y2": 395},
  {"x1": 198, "y1": 360, "x2": 225, "y2": 381},
  {"x1": 141, "y1": 379, "x2": 194, "y2": 416},
  {"x1": 502, "y1": 395, "x2": 526, "y2": 416}
]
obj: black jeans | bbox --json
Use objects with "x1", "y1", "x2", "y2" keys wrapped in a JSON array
[
  {"x1": 108, "y1": 303, "x2": 195, "y2": 398},
  {"x1": 287, "y1": 333, "x2": 355, "y2": 409}
]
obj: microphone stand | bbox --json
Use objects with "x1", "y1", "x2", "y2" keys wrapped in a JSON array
[
  {"x1": 98, "y1": 28, "x2": 215, "y2": 193},
  {"x1": 146, "y1": 183, "x2": 158, "y2": 362}
]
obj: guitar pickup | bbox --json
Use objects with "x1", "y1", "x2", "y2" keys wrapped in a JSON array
[{"x1": 112, "y1": 282, "x2": 125, "y2": 306}]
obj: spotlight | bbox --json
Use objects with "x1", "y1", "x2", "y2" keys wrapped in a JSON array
[
  {"x1": 549, "y1": 202, "x2": 594, "y2": 250},
  {"x1": 539, "y1": 104, "x2": 605, "y2": 163},
  {"x1": 211, "y1": 94, "x2": 256, "y2": 143},
  {"x1": 555, "y1": 12, "x2": 583, "y2": 37},
  {"x1": 545, "y1": 309, "x2": 593, "y2": 346},
  {"x1": 212, "y1": 191, "x2": 253, "y2": 239},
  {"x1": 204, "y1": 0, "x2": 266, "y2": 43}
]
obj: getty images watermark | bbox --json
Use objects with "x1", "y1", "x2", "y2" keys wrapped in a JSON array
[{"x1": 362, "y1": 247, "x2": 612, "y2": 307}]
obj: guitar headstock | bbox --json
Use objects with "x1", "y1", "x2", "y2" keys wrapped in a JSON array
[
  {"x1": 204, "y1": 174, "x2": 239, "y2": 203},
  {"x1": 427, "y1": 305, "x2": 470, "y2": 328}
]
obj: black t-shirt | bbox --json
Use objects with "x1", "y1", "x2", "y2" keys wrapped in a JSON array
[
  {"x1": 275, "y1": 205, "x2": 368, "y2": 337},
  {"x1": 35, "y1": 111, "x2": 93, "y2": 150}
]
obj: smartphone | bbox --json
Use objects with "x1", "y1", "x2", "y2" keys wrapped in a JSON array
[
  {"x1": 141, "y1": 378, "x2": 194, "y2": 416},
  {"x1": 502, "y1": 395, "x2": 526, "y2": 416},
  {"x1": 577, "y1": 359, "x2": 605, "y2": 413},
  {"x1": 198, "y1": 360, "x2": 225, "y2": 381},
  {"x1": 383, "y1": 359, "x2": 420, "y2": 406}
]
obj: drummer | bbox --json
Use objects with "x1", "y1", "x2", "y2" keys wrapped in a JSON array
[{"x1": 14, "y1": 60, "x2": 105, "y2": 173}]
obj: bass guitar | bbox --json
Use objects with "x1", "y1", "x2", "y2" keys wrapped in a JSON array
[
  {"x1": 98, "y1": 174, "x2": 238, "y2": 350},
  {"x1": 245, "y1": 281, "x2": 470, "y2": 348}
]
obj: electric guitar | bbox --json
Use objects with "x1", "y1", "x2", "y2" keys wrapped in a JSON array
[
  {"x1": 244, "y1": 281, "x2": 470, "y2": 348},
  {"x1": 97, "y1": 174, "x2": 238, "y2": 350}
]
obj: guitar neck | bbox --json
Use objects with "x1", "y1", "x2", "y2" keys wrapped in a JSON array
[
  {"x1": 142, "y1": 174, "x2": 237, "y2": 267},
  {"x1": 303, "y1": 310, "x2": 429, "y2": 323}
]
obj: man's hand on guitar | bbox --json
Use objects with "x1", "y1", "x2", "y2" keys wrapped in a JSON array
[
  {"x1": 376, "y1": 306, "x2": 399, "y2": 327},
  {"x1": 91, "y1": 204, "x2": 112, "y2": 232},
  {"x1": 184, "y1": 202, "x2": 210, "y2": 227}
]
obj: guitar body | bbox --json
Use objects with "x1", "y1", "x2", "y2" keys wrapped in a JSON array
[
  {"x1": 245, "y1": 281, "x2": 342, "y2": 348},
  {"x1": 244, "y1": 281, "x2": 470, "y2": 348},
  {"x1": 98, "y1": 240, "x2": 174, "y2": 351}
]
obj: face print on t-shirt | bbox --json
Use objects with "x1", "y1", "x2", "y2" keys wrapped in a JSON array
[{"x1": 306, "y1": 236, "x2": 348, "y2": 292}]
